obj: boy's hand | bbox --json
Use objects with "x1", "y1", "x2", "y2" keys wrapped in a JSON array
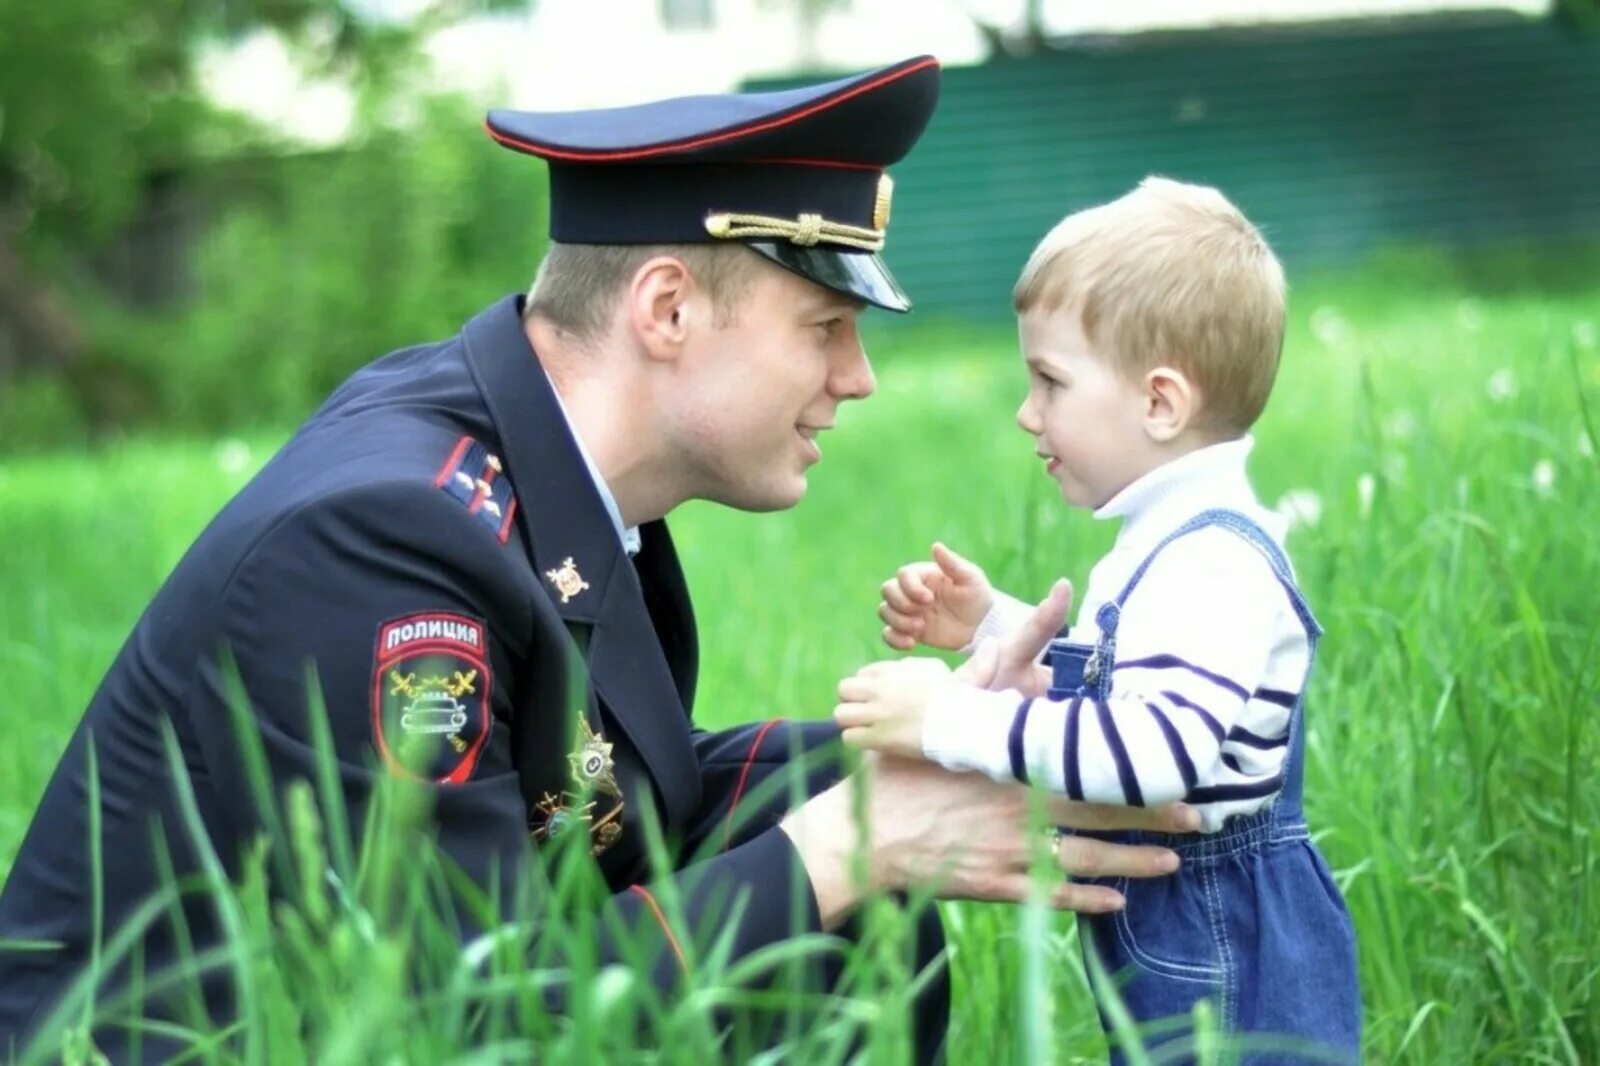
[
  {"x1": 835, "y1": 657, "x2": 960, "y2": 758},
  {"x1": 878, "y1": 543, "x2": 994, "y2": 652},
  {"x1": 955, "y1": 579, "x2": 1073, "y2": 697}
]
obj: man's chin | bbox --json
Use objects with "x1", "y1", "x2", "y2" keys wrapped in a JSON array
[{"x1": 709, "y1": 472, "x2": 809, "y2": 514}]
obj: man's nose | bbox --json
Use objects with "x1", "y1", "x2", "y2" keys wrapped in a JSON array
[{"x1": 831, "y1": 343, "x2": 876, "y2": 401}]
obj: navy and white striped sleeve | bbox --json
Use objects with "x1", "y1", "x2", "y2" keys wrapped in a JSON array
[{"x1": 922, "y1": 529, "x2": 1297, "y2": 808}]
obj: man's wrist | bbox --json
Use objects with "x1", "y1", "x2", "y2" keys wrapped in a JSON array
[{"x1": 778, "y1": 782, "x2": 867, "y2": 931}]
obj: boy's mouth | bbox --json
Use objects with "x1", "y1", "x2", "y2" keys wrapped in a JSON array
[{"x1": 1037, "y1": 451, "x2": 1060, "y2": 475}]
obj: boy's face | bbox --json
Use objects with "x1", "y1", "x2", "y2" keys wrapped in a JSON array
[{"x1": 1014, "y1": 307, "x2": 1162, "y2": 510}]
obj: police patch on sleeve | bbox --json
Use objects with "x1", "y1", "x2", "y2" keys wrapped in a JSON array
[{"x1": 371, "y1": 613, "x2": 492, "y2": 784}]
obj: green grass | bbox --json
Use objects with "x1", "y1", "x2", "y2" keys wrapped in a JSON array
[{"x1": 2, "y1": 255, "x2": 1598, "y2": 1061}]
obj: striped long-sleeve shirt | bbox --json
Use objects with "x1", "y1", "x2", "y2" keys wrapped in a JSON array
[{"x1": 923, "y1": 437, "x2": 1313, "y2": 832}]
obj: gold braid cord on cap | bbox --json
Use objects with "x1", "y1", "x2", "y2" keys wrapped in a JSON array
[{"x1": 704, "y1": 211, "x2": 885, "y2": 252}]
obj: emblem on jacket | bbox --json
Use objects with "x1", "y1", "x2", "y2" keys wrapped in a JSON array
[
  {"x1": 532, "y1": 715, "x2": 625, "y2": 856},
  {"x1": 544, "y1": 557, "x2": 589, "y2": 603},
  {"x1": 371, "y1": 613, "x2": 492, "y2": 785},
  {"x1": 569, "y1": 715, "x2": 621, "y2": 797}
]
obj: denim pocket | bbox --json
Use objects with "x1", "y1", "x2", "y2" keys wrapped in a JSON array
[{"x1": 1099, "y1": 870, "x2": 1225, "y2": 983}]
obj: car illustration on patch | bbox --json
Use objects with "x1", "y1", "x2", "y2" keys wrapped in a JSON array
[{"x1": 401, "y1": 692, "x2": 470, "y2": 736}]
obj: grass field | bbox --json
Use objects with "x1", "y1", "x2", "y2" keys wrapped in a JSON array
[{"x1": 2, "y1": 254, "x2": 1597, "y2": 1062}]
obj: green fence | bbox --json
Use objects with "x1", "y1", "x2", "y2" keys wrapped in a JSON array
[{"x1": 761, "y1": 14, "x2": 1600, "y2": 319}]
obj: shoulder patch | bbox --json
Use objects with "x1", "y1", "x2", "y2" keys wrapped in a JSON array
[
  {"x1": 434, "y1": 435, "x2": 517, "y2": 544},
  {"x1": 372, "y1": 612, "x2": 493, "y2": 784}
]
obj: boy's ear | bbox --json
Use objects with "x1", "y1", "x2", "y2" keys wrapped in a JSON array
[
  {"x1": 629, "y1": 255, "x2": 694, "y2": 362},
  {"x1": 1142, "y1": 366, "x2": 1195, "y2": 442}
]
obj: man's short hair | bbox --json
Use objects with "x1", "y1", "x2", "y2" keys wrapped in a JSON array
[
  {"x1": 1013, "y1": 176, "x2": 1287, "y2": 436},
  {"x1": 526, "y1": 242, "x2": 759, "y2": 343}
]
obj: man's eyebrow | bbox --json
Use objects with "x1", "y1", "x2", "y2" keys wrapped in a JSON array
[{"x1": 809, "y1": 293, "x2": 867, "y2": 315}]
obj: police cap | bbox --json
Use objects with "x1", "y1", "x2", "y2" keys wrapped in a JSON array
[{"x1": 485, "y1": 55, "x2": 941, "y2": 312}]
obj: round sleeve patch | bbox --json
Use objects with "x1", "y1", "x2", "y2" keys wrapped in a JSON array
[{"x1": 371, "y1": 613, "x2": 493, "y2": 784}]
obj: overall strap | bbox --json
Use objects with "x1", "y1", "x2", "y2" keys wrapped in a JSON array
[{"x1": 1105, "y1": 508, "x2": 1320, "y2": 639}]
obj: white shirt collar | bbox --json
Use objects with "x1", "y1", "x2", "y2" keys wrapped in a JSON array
[
  {"x1": 1092, "y1": 435, "x2": 1280, "y2": 550},
  {"x1": 542, "y1": 369, "x2": 641, "y2": 557}
]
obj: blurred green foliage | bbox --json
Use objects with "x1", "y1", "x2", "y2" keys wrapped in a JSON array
[
  {"x1": 87, "y1": 98, "x2": 548, "y2": 437},
  {"x1": 0, "y1": 0, "x2": 542, "y2": 451}
]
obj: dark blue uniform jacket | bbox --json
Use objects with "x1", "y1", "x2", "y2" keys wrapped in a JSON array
[{"x1": 0, "y1": 296, "x2": 844, "y2": 1057}]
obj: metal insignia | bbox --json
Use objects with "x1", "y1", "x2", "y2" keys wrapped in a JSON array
[
  {"x1": 569, "y1": 715, "x2": 621, "y2": 798},
  {"x1": 873, "y1": 173, "x2": 894, "y2": 231},
  {"x1": 545, "y1": 556, "x2": 590, "y2": 604}
]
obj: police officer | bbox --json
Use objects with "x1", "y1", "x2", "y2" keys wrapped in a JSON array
[{"x1": 0, "y1": 56, "x2": 1195, "y2": 1061}]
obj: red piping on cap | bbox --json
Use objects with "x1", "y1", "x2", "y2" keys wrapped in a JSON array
[{"x1": 484, "y1": 56, "x2": 938, "y2": 164}]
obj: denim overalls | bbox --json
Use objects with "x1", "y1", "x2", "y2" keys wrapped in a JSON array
[{"x1": 1046, "y1": 509, "x2": 1361, "y2": 1063}]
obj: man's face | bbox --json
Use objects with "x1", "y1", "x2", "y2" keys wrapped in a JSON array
[
  {"x1": 670, "y1": 258, "x2": 874, "y2": 512},
  {"x1": 1015, "y1": 307, "x2": 1155, "y2": 510}
]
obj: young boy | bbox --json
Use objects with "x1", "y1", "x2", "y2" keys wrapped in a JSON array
[{"x1": 835, "y1": 177, "x2": 1360, "y2": 1061}]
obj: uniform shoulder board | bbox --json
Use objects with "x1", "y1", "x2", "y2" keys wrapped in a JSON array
[{"x1": 433, "y1": 435, "x2": 517, "y2": 544}]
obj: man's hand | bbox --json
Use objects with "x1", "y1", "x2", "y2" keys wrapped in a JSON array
[
  {"x1": 834, "y1": 657, "x2": 961, "y2": 758},
  {"x1": 955, "y1": 579, "x2": 1073, "y2": 697},
  {"x1": 878, "y1": 543, "x2": 994, "y2": 652},
  {"x1": 780, "y1": 755, "x2": 1198, "y2": 929}
]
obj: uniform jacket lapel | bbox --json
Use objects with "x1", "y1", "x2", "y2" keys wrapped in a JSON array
[{"x1": 459, "y1": 296, "x2": 701, "y2": 826}]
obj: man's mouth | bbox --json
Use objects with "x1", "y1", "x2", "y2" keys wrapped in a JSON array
[{"x1": 797, "y1": 424, "x2": 829, "y2": 461}]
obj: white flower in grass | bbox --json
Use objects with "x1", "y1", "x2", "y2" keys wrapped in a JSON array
[
  {"x1": 1532, "y1": 459, "x2": 1556, "y2": 497},
  {"x1": 1575, "y1": 320, "x2": 1597, "y2": 350},
  {"x1": 1456, "y1": 299, "x2": 1484, "y2": 332},
  {"x1": 1356, "y1": 474, "x2": 1376, "y2": 519},
  {"x1": 1275, "y1": 489, "x2": 1323, "y2": 530},
  {"x1": 1580, "y1": 431, "x2": 1595, "y2": 458},
  {"x1": 214, "y1": 438, "x2": 252, "y2": 474},
  {"x1": 1310, "y1": 307, "x2": 1349, "y2": 349},
  {"x1": 1486, "y1": 368, "x2": 1518, "y2": 403},
  {"x1": 1383, "y1": 410, "x2": 1416, "y2": 440}
]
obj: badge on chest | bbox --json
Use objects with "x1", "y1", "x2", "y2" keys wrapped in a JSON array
[{"x1": 531, "y1": 713, "x2": 625, "y2": 856}]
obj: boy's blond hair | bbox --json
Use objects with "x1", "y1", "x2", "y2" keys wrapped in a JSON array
[
  {"x1": 1013, "y1": 176, "x2": 1286, "y2": 435},
  {"x1": 526, "y1": 242, "x2": 758, "y2": 343}
]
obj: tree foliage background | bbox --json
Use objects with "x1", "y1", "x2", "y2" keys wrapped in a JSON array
[
  {"x1": 0, "y1": 0, "x2": 544, "y2": 450},
  {"x1": 4, "y1": 0, "x2": 1597, "y2": 452}
]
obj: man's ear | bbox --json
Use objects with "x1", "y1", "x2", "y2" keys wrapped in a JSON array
[
  {"x1": 629, "y1": 255, "x2": 694, "y2": 362},
  {"x1": 1143, "y1": 366, "x2": 1196, "y2": 442}
]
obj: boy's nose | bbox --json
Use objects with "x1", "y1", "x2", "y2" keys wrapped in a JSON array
[{"x1": 1015, "y1": 397, "x2": 1041, "y2": 434}]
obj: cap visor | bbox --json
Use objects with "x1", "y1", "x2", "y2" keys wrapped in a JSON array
[{"x1": 746, "y1": 242, "x2": 911, "y2": 313}]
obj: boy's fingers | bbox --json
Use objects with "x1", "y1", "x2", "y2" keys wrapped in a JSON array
[
  {"x1": 839, "y1": 726, "x2": 872, "y2": 748},
  {"x1": 833, "y1": 703, "x2": 878, "y2": 728},
  {"x1": 836, "y1": 676, "x2": 877, "y2": 702},
  {"x1": 878, "y1": 603, "x2": 924, "y2": 634},
  {"x1": 882, "y1": 626, "x2": 915, "y2": 651},
  {"x1": 897, "y1": 564, "x2": 937, "y2": 605},
  {"x1": 1005, "y1": 579, "x2": 1073, "y2": 665},
  {"x1": 932, "y1": 542, "x2": 983, "y2": 585},
  {"x1": 881, "y1": 580, "x2": 919, "y2": 615}
]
